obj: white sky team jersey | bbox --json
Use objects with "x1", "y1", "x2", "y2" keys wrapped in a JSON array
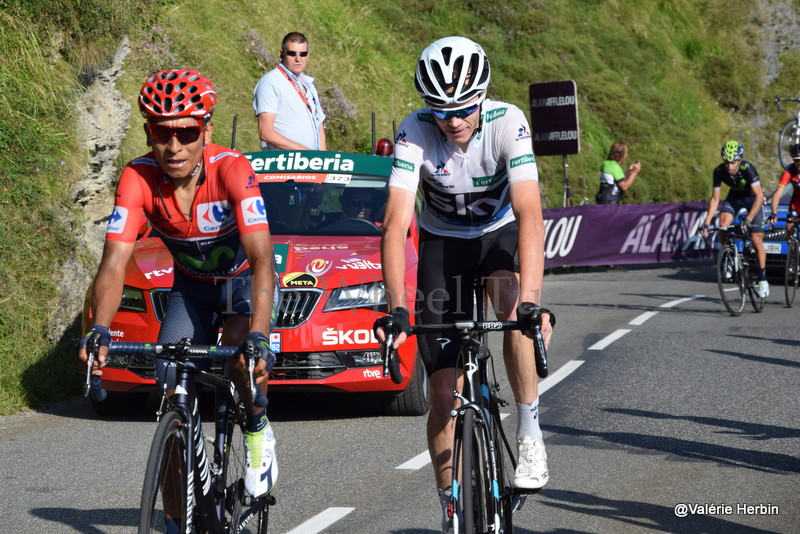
[{"x1": 390, "y1": 99, "x2": 539, "y2": 238}]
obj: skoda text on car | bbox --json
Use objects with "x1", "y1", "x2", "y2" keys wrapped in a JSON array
[{"x1": 83, "y1": 150, "x2": 430, "y2": 417}]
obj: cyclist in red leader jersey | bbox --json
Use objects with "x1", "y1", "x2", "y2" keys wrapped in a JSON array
[
  {"x1": 768, "y1": 142, "x2": 800, "y2": 234},
  {"x1": 77, "y1": 70, "x2": 279, "y2": 507}
]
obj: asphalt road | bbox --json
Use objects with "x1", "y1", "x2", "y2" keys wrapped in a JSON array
[{"x1": 2, "y1": 263, "x2": 798, "y2": 533}]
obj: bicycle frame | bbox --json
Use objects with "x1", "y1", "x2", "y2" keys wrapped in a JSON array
[{"x1": 86, "y1": 340, "x2": 272, "y2": 533}]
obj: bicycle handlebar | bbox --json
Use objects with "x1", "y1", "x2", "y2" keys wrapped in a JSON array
[
  {"x1": 773, "y1": 97, "x2": 800, "y2": 112},
  {"x1": 400, "y1": 307, "x2": 556, "y2": 379},
  {"x1": 84, "y1": 340, "x2": 269, "y2": 407}
]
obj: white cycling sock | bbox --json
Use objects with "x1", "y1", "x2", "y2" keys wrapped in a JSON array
[{"x1": 516, "y1": 398, "x2": 542, "y2": 441}]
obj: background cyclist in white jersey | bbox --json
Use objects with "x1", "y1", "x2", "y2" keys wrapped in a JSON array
[{"x1": 374, "y1": 36, "x2": 553, "y2": 533}]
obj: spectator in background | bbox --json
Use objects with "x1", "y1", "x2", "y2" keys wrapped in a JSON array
[
  {"x1": 253, "y1": 32, "x2": 327, "y2": 151},
  {"x1": 596, "y1": 141, "x2": 641, "y2": 204}
]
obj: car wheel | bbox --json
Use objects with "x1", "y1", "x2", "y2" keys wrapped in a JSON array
[{"x1": 381, "y1": 353, "x2": 430, "y2": 416}]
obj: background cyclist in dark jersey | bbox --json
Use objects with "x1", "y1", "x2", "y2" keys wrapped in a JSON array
[
  {"x1": 701, "y1": 140, "x2": 769, "y2": 298},
  {"x1": 77, "y1": 71, "x2": 279, "y2": 524}
]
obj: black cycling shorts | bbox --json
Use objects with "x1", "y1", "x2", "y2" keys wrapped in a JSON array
[
  {"x1": 721, "y1": 195, "x2": 765, "y2": 233},
  {"x1": 415, "y1": 223, "x2": 519, "y2": 374}
]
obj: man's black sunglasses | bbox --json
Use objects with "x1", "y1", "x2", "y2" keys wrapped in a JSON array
[{"x1": 284, "y1": 50, "x2": 309, "y2": 57}]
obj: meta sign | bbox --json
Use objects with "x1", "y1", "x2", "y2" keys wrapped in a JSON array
[{"x1": 528, "y1": 80, "x2": 579, "y2": 156}]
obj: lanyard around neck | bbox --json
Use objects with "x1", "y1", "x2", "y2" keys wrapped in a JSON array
[{"x1": 279, "y1": 66, "x2": 313, "y2": 115}]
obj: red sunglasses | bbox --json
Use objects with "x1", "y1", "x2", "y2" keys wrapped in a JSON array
[{"x1": 147, "y1": 120, "x2": 205, "y2": 145}]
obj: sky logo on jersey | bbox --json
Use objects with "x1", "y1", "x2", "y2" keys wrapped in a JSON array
[
  {"x1": 106, "y1": 206, "x2": 128, "y2": 234},
  {"x1": 242, "y1": 197, "x2": 267, "y2": 226},
  {"x1": 197, "y1": 201, "x2": 234, "y2": 234}
]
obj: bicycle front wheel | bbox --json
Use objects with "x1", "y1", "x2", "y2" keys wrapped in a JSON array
[
  {"x1": 745, "y1": 260, "x2": 766, "y2": 313},
  {"x1": 785, "y1": 238, "x2": 799, "y2": 307},
  {"x1": 212, "y1": 399, "x2": 271, "y2": 534},
  {"x1": 139, "y1": 411, "x2": 189, "y2": 534},
  {"x1": 779, "y1": 118, "x2": 800, "y2": 169},
  {"x1": 459, "y1": 409, "x2": 493, "y2": 534},
  {"x1": 716, "y1": 245, "x2": 745, "y2": 316}
]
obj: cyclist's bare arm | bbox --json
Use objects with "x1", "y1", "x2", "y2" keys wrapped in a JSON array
[
  {"x1": 377, "y1": 185, "x2": 416, "y2": 348},
  {"x1": 78, "y1": 240, "x2": 135, "y2": 369},
  {"x1": 509, "y1": 179, "x2": 552, "y2": 345},
  {"x1": 702, "y1": 188, "x2": 722, "y2": 234}
]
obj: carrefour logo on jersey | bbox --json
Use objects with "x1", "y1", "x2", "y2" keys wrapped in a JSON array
[
  {"x1": 106, "y1": 206, "x2": 128, "y2": 234},
  {"x1": 241, "y1": 197, "x2": 268, "y2": 226},
  {"x1": 197, "y1": 201, "x2": 234, "y2": 234}
]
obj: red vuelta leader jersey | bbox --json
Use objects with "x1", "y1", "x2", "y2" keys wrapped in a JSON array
[{"x1": 106, "y1": 143, "x2": 269, "y2": 280}]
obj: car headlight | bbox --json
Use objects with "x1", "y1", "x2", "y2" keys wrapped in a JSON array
[
  {"x1": 119, "y1": 286, "x2": 147, "y2": 312},
  {"x1": 324, "y1": 282, "x2": 387, "y2": 312}
]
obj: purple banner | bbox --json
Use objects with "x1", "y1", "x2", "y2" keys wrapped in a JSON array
[{"x1": 542, "y1": 201, "x2": 714, "y2": 269}]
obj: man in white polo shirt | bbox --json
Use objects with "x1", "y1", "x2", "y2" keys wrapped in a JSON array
[{"x1": 253, "y1": 32, "x2": 327, "y2": 151}]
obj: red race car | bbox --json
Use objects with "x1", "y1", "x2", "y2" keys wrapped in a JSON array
[{"x1": 83, "y1": 150, "x2": 429, "y2": 416}]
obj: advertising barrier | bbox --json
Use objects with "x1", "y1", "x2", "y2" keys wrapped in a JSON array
[{"x1": 542, "y1": 201, "x2": 714, "y2": 269}]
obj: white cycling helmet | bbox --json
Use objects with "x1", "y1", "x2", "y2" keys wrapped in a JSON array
[{"x1": 414, "y1": 36, "x2": 490, "y2": 107}]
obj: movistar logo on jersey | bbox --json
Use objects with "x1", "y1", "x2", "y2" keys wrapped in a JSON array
[
  {"x1": 197, "y1": 201, "x2": 234, "y2": 234},
  {"x1": 393, "y1": 158, "x2": 415, "y2": 172},
  {"x1": 485, "y1": 108, "x2": 508, "y2": 123},
  {"x1": 106, "y1": 206, "x2": 128, "y2": 234},
  {"x1": 510, "y1": 154, "x2": 536, "y2": 168},
  {"x1": 248, "y1": 152, "x2": 355, "y2": 173}
]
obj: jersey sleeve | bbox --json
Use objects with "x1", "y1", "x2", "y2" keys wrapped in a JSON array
[
  {"x1": 388, "y1": 114, "x2": 425, "y2": 193},
  {"x1": 712, "y1": 166, "x2": 722, "y2": 190},
  {"x1": 253, "y1": 72, "x2": 280, "y2": 116},
  {"x1": 495, "y1": 105, "x2": 538, "y2": 184},
  {"x1": 222, "y1": 152, "x2": 270, "y2": 235},
  {"x1": 105, "y1": 164, "x2": 146, "y2": 243},
  {"x1": 778, "y1": 168, "x2": 792, "y2": 187}
]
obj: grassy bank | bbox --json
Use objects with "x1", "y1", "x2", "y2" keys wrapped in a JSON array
[{"x1": 0, "y1": 0, "x2": 796, "y2": 415}]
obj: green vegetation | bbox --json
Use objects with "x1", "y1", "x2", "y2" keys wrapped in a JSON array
[{"x1": 0, "y1": 0, "x2": 796, "y2": 414}]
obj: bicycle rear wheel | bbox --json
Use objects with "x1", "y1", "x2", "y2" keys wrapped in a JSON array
[
  {"x1": 716, "y1": 245, "x2": 745, "y2": 316},
  {"x1": 778, "y1": 118, "x2": 800, "y2": 169},
  {"x1": 139, "y1": 411, "x2": 189, "y2": 534},
  {"x1": 459, "y1": 409, "x2": 493, "y2": 534},
  {"x1": 785, "y1": 238, "x2": 799, "y2": 307}
]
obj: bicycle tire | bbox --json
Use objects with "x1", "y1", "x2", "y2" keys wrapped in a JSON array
[
  {"x1": 785, "y1": 238, "x2": 799, "y2": 307},
  {"x1": 716, "y1": 245, "x2": 745, "y2": 316},
  {"x1": 745, "y1": 260, "x2": 766, "y2": 313},
  {"x1": 460, "y1": 409, "x2": 492, "y2": 534},
  {"x1": 214, "y1": 396, "x2": 271, "y2": 533},
  {"x1": 778, "y1": 118, "x2": 800, "y2": 169},
  {"x1": 139, "y1": 411, "x2": 190, "y2": 534}
]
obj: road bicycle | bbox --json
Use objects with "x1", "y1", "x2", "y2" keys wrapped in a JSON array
[
  {"x1": 774, "y1": 97, "x2": 800, "y2": 168},
  {"x1": 777, "y1": 215, "x2": 800, "y2": 307},
  {"x1": 380, "y1": 280, "x2": 554, "y2": 533},
  {"x1": 85, "y1": 338, "x2": 274, "y2": 534},
  {"x1": 713, "y1": 224, "x2": 766, "y2": 315}
]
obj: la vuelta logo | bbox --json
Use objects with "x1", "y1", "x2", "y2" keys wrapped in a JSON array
[
  {"x1": 306, "y1": 258, "x2": 332, "y2": 275},
  {"x1": 543, "y1": 215, "x2": 582, "y2": 259}
]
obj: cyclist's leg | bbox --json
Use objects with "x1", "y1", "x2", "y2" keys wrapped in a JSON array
[
  {"x1": 417, "y1": 230, "x2": 476, "y2": 494},
  {"x1": 480, "y1": 224, "x2": 548, "y2": 490}
]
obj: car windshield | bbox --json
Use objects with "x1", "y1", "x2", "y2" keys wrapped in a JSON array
[{"x1": 260, "y1": 178, "x2": 387, "y2": 236}]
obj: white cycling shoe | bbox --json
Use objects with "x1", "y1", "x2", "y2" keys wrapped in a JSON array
[
  {"x1": 512, "y1": 436, "x2": 549, "y2": 490},
  {"x1": 757, "y1": 280, "x2": 770, "y2": 298},
  {"x1": 243, "y1": 421, "x2": 278, "y2": 497}
]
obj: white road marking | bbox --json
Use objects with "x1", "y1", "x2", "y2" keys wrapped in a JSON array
[
  {"x1": 660, "y1": 295, "x2": 704, "y2": 308},
  {"x1": 587, "y1": 329, "x2": 631, "y2": 350},
  {"x1": 629, "y1": 311, "x2": 658, "y2": 325},
  {"x1": 396, "y1": 451, "x2": 431, "y2": 470},
  {"x1": 538, "y1": 360, "x2": 585, "y2": 395},
  {"x1": 284, "y1": 507, "x2": 355, "y2": 534}
]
